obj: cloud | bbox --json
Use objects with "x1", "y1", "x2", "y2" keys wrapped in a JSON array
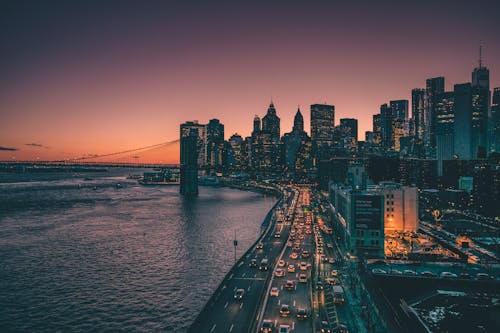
[
  {"x1": 25, "y1": 143, "x2": 49, "y2": 149},
  {"x1": 0, "y1": 146, "x2": 18, "y2": 151}
]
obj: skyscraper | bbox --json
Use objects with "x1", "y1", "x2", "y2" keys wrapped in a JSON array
[
  {"x1": 390, "y1": 100, "x2": 409, "y2": 152},
  {"x1": 206, "y1": 119, "x2": 224, "y2": 170},
  {"x1": 380, "y1": 103, "x2": 393, "y2": 150},
  {"x1": 471, "y1": 50, "x2": 490, "y2": 158},
  {"x1": 372, "y1": 114, "x2": 381, "y2": 145},
  {"x1": 425, "y1": 77, "x2": 445, "y2": 156},
  {"x1": 491, "y1": 88, "x2": 500, "y2": 153},
  {"x1": 412, "y1": 89, "x2": 426, "y2": 142},
  {"x1": 339, "y1": 118, "x2": 358, "y2": 142},
  {"x1": 311, "y1": 104, "x2": 335, "y2": 162},
  {"x1": 180, "y1": 122, "x2": 199, "y2": 195},
  {"x1": 261, "y1": 102, "x2": 280, "y2": 140},
  {"x1": 283, "y1": 108, "x2": 311, "y2": 174},
  {"x1": 454, "y1": 83, "x2": 473, "y2": 160},
  {"x1": 435, "y1": 91, "x2": 455, "y2": 176}
]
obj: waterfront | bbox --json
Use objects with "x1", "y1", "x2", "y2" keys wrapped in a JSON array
[{"x1": 0, "y1": 169, "x2": 276, "y2": 332}]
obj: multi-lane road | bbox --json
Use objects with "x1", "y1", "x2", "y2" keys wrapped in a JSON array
[{"x1": 188, "y1": 186, "x2": 298, "y2": 333}]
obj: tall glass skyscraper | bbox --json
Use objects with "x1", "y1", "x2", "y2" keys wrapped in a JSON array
[{"x1": 310, "y1": 104, "x2": 335, "y2": 162}]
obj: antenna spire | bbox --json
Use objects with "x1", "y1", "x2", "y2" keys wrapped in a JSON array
[{"x1": 479, "y1": 41, "x2": 483, "y2": 68}]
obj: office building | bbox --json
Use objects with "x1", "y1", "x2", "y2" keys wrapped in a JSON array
[
  {"x1": 425, "y1": 77, "x2": 445, "y2": 156},
  {"x1": 206, "y1": 119, "x2": 225, "y2": 170},
  {"x1": 435, "y1": 92, "x2": 455, "y2": 176},
  {"x1": 492, "y1": 88, "x2": 500, "y2": 153},
  {"x1": 454, "y1": 83, "x2": 473, "y2": 159},
  {"x1": 330, "y1": 184, "x2": 385, "y2": 258},
  {"x1": 380, "y1": 104, "x2": 393, "y2": 150},
  {"x1": 372, "y1": 114, "x2": 381, "y2": 145},
  {"x1": 311, "y1": 104, "x2": 335, "y2": 162}
]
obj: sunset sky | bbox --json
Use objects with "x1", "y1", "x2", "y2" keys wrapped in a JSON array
[{"x1": 1, "y1": 0, "x2": 499, "y2": 163}]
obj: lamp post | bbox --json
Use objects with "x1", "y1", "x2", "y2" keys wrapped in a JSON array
[{"x1": 233, "y1": 230, "x2": 238, "y2": 263}]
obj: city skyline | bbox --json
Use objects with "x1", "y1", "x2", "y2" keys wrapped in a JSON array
[{"x1": 1, "y1": 0, "x2": 500, "y2": 163}]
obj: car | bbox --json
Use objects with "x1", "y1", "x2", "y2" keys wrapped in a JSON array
[
  {"x1": 287, "y1": 264, "x2": 296, "y2": 273},
  {"x1": 459, "y1": 272, "x2": 471, "y2": 279},
  {"x1": 299, "y1": 273, "x2": 308, "y2": 283},
  {"x1": 440, "y1": 271, "x2": 458, "y2": 278},
  {"x1": 285, "y1": 280, "x2": 296, "y2": 290},
  {"x1": 249, "y1": 259, "x2": 258, "y2": 268},
  {"x1": 299, "y1": 234, "x2": 305, "y2": 240},
  {"x1": 301, "y1": 250, "x2": 310, "y2": 258},
  {"x1": 279, "y1": 304, "x2": 290, "y2": 317},
  {"x1": 234, "y1": 288, "x2": 245, "y2": 299},
  {"x1": 336, "y1": 323, "x2": 350, "y2": 333},
  {"x1": 278, "y1": 259, "x2": 286, "y2": 267},
  {"x1": 390, "y1": 269, "x2": 403, "y2": 275},
  {"x1": 275, "y1": 268, "x2": 285, "y2": 277},
  {"x1": 320, "y1": 320, "x2": 332, "y2": 333},
  {"x1": 274, "y1": 233, "x2": 281, "y2": 238},
  {"x1": 321, "y1": 255, "x2": 328, "y2": 262},
  {"x1": 327, "y1": 243, "x2": 334, "y2": 249},
  {"x1": 421, "y1": 271, "x2": 437, "y2": 278},
  {"x1": 316, "y1": 281, "x2": 324, "y2": 290},
  {"x1": 299, "y1": 262, "x2": 308, "y2": 270},
  {"x1": 257, "y1": 242, "x2": 264, "y2": 249},
  {"x1": 325, "y1": 277, "x2": 339, "y2": 285},
  {"x1": 372, "y1": 268, "x2": 387, "y2": 275},
  {"x1": 290, "y1": 252, "x2": 299, "y2": 260},
  {"x1": 331, "y1": 269, "x2": 338, "y2": 276},
  {"x1": 296, "y1": 308, "x2": 309, "y2": 320},
  {"x1": 476, "y1": 273, "x2": 491, "y2": 280},
  {"x1": 328, "y1": 258, "x2": 336, "y2": 264},
  {"x1": 270, "y1": 287, "x2": 280, "y2": 297},
  {"x1": 260, "y1": 319, "x2": 274, "y2": 332},
  {"x1": 278, "y1": 325, "x2": 290, "y2": 333},
  {"x1": 403, "y1": 269, "x2": 416, "y2": 276}
]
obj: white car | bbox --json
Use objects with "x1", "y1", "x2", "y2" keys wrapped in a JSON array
[
  {"x1": 275, "y1": 268, "x2": 285, "y2": 277},
  {"x1": 270, "y1": 287, "x2": 280, "y2": 297},
  {"x1": 440, "y1": 271, "x2": 458, "y2": 278},
  {"x1": 279, "y1": 324, "x2": 290, "y2": 333},
  {"x1": 331, "y1": 269, "x2": 338, "y2": 276},
  {"x1": 371, "y1": 268, "x2": 387, "y2": 275}
]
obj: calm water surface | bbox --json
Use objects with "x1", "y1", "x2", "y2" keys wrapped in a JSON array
[{"x1": 0, "y1": 169, "x2": 276, "y2": 332}]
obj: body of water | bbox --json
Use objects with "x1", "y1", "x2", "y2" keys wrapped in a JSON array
[{"x1": 0, "y1": 169, "x2": 276, "y2": 332}]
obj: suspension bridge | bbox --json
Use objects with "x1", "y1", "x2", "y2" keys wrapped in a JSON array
[{"x1": 0, "y1": 139, "x2": 180, "y2": 168}]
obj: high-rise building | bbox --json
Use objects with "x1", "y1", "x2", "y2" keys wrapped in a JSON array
[
  {"x1": 226, "y1": 133, "x2": 243, "y2": 170},
  {"x1": 340, "y1": 118, "x2": 358, "y2": 146},
  {"x1": 293, "y1": 107, "x2": 305, "y2": 133},
  {"x1": 412, "y1": 89, "x2": 426, "y2": 142},
  {"x1": 471, "y1": 86, "x2": 489, "y2": 158},
  {"x1": 206, "y1": 119, "x2": 224, "y2": 170},
  {"x1": 180, "y1": 122, "x2": 199, "y2": 195},
  {"x1": 283, "y1": 108, "x2": 311, "y2": 174},
  {"x1": 261, "y1": 102, "x2": 280, "y2": 140},
  {"x1": 311, "y1": 104, "x2": 335, "y2": 162},
  {"x1": 390, "y1": 100, "x2": 409, "y2": 152},
  {"x1": 425, "y1": 77, "x2": 445, "y2": 156},
  {"x1": 453, "y1": 83, "x2": 473, "y2": 160},
  {"x1": 251, "y1": 103, "x2": 282, "y2": 172},
  {"x1": 380, "y1": 103, "x2": 393, "y2": 150},
  {"x1": 372, "y1": 114, "x2": 381, "y2": 145},
  {"x1": 491, "y1": 88, "x2": 500, "y2": 153},
  {"x1": 178, "y1": 121, "x2": 206, "y2": 168},
  {"x1": 435, "y1": 92, "x2": 455, "y2": 176}
]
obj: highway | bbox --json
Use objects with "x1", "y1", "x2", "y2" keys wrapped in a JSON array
[
  {"x1": 188, "y1": 186, "x2": 299, "y2": 333},
  {"x1": 256, "y1": 188, "x2": 314, "y2": 333}
]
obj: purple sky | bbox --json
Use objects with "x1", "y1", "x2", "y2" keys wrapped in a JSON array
[{"x1": 1, "y1": 0, "x2": 499, "y2": 162}]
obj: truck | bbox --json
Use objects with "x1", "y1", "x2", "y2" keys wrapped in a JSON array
[{"x1": 332, "y1": 285, "x2": 345, "y2": 304}]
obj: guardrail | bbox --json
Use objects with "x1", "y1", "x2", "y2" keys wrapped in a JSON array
[{"x1": 188, "y1": 186, "x2": 285, "y2": 333}]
